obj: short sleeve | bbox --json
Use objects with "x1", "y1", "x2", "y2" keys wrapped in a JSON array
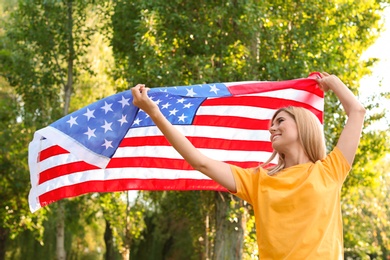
[
  {"x1": 229, "y1": 164, "x2": 262, "y2": 205},
  {"x1": 322, "y1": 147, "x2": 352, "y2": 184}
]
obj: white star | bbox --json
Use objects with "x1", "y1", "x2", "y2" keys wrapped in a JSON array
[
  {"x1": 186, "y1": 88, "x2": 197, "y2": 97},
  {"x1": 154, "y1": 99, "x2": 162, "y2": 105},
  {"x1": 102, "y1": 139, "x2": 113, "y2": 149},
  {"x1": 118, "y1": 114, "x2": 128, "y2": 126},
  {"x1": 66, "y1": 116, "x2": 78, "y2": 127},
  {"x1": 101, "y1": 102, "x2": 113, "y2": 114},
  {"x1": 169, "y1": 108, "x2": 179, "y2": 116},
  {"x1": 183, "y1": 102, "x2": 194, "y2": 109},
  {"x1": 83, "y1": 108, "x2": 95, "y2": 121},
  {"x1": 118, "y1": 96, "x2": 130, "y2": 108},
  {"x1": 162, "y1": 102, "x2": 171, "y2": 109},
  {"x1": 178, "y1": 113, "x2": 188, "y2": 122},
  {"x1": 209, "y1": 84, "x2": 219, "y2": 95},
  {"x1": 101, "y1": 120, "x2": 113, "y2": 133},
  {"x1": 84, "y1": 127, "x2": 96, "y2": 140},
  {"x1": 132, "y1": 118, "x2": 142, "y2": 125},
  {"x1": 177, "y1": 98, "x2": 186, "y2": 103}
]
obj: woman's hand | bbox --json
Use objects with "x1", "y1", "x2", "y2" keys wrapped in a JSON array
[
  {"x1": 315, "y1": 72, "x2": 342, "y2": 93},
  {"x1": 131, "y1": 84, "x2": 159, "y2": 115}
]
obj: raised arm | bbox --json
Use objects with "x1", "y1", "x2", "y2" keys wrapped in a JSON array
[
  {"x1": 316, "y1": 73, "x2": 366, "y2": 166},
  {"x1": 131, "y1": 84, "x2": 237, "y2": 192}
]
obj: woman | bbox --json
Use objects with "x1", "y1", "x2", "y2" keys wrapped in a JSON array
[{"x1": 131, "y1": 72, "x2": 366, "y2": 259}]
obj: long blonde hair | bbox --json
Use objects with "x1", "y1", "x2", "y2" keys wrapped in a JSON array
[{"x1": 261, "y1": 106, "x2": 326, "y2": 175}]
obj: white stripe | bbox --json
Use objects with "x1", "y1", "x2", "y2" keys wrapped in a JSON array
[
  {"x1": 220, "y1": 85, "x2": 323, "y2": 112},
  {"x1": 36, "y1": 126, "x2": 110, "y2": 168},
  {"x1": 126, "y1": 125, "x2": 271, "y2": 141},
  {"x1": 28, "y1": 133, "x2": 44, "y2": 212},
  {"x1": 250, "y1": 89, "x2": 324, "y2": 111},
  {"x1": 196, "y1": 105, "x2": 276, "y2": 119},
  {"x1": 113, "y1": 146, "x2": 272, "y2": 162},
  {"x1": 39, "y1": 153, "x2": 82, "y2": 172},
  {"x1": 206, "y1": 89, "x2": 324, "y2": 111},
  {"x1": 223, "y1": 81, "x2": 267, "y2": 86},
  {"x1": 37, "y1": 145, "x2": 272, "y2": 172},
  {"x1": 39, "y1": 136, "x2": 58, "y2": 150},
  {"x1": 35, "y1": 168, "x2": 213, "y2": 196}
]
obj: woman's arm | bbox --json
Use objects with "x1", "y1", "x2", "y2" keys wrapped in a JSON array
[
  {"x1": 316, "y1": 73, "x2": 366, "y2": 166},
  {"x1": 131, "y1": 84, "x2": 237, "y2": 192}
]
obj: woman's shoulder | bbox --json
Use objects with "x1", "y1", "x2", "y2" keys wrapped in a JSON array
[
  {"x1": 230, "y1": 164, "x2": 264, "y2": 176},
  {"x1": 316, "y1": 147, "x2": 352, "y2": 183},
  {"x1": 320, "y1": 147, "x2": 350, "y2": 167}
]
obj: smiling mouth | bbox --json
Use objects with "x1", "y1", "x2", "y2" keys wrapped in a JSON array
[{"x1": 272, "y1": 134, "x2": 281, "y2": 141}]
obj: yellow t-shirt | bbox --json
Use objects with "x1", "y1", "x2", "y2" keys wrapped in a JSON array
[{"x1": 230, "y1": 147, "x2": 351, "y2": 259}]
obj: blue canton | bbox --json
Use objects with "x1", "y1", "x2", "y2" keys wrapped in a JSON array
[
  {"x1": 50, "y1": 83, "x2": 231, "y2": 159},
  {"x1": 51, "y1": 91, "x2": 137, "y2": 158}
]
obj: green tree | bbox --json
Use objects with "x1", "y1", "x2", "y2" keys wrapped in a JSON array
[
  {"x1": 0, "y1": 0, "x2": 108, "y2": 258},
  {"x1": 0, "y1": 81, "x2": 47, "y2": 260},
  {"x1": 131, "y1": 191, "x2": 214, "y2": 260},
  {"x1": 343, "y1": 155, "x2": 390, "y2": 259},
  {"x1": 1, "y1": 0, "x2": 388, "y2": 258},
  {"x1": 0, "y1": 1, "x2": 47, "y2": 259},
  {"x1": 99, "y1": 192, "x2": 146, "y2": 260}
]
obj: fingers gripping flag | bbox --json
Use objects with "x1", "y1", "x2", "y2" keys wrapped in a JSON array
[{"x1": 28, "y1": 73, "x2": 324, "y2": 212}]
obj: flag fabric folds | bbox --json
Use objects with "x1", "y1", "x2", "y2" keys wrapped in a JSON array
[{"x1": 28, "y1": 73, "x2": 324, "y2": 212}]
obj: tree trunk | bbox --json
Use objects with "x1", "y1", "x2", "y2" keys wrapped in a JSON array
[
  {"x1": 64, "y1": 0, "x2": 74, "y2": 116},
  {"x1": 121, "y1": 247, "x2": 130, "y2": 260},
  {"x1": 205, "y1": 213, "x2": 210, "y2": 260},
  {"x1": 213, "y1": 192, "x2": 246, "y2": 260},
  {"x1": 56, "y1": 202, "x2": 66, "y2": 260},
  {"x1": 104, "y1": 219, "x2": 114, "y2": 260},
  {"x1": 121, "y1": 193, "x2": 131, "y2": 260},
  {"x1": 56, "y1": 1, "x2": 74, "y2": 259},
  {"x1": 0, "y1": 227, "x2": 8, "y2": 260}
]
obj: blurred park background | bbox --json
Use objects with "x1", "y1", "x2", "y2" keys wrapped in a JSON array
[{"x1": 1, "y1": 0, "x2": 390, "y2": 259}]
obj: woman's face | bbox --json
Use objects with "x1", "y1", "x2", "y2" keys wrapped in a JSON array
[{"x1": 269, "y1": 111, "x2": 299, "y2": 152}]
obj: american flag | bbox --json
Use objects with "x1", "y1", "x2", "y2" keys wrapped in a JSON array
[{"x1": 28, "y1": 73, "x2": 323, "y2": 212}]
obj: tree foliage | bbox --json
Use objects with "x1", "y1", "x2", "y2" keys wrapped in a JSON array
[
  {"x1": 0, "y1": 0, "x2": 389, "y2": 258},
  {"x1": 0, "y1": 0, "x2": 116, "y2": 258},
  {"x1": 0, "y1": 81, "x2": 47, "y2": 260},
  {"x1": 343, "y1": 157, "x2": 390, "y2": 259}
]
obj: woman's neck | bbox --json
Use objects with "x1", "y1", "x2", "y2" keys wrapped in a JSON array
[{"x1": 283, "y1": 149, "x2": 311, "y2": 168}]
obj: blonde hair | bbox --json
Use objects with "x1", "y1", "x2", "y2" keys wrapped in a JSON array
[{"x1": 261, "y1": 106, "x2": 326, "y2": 175}]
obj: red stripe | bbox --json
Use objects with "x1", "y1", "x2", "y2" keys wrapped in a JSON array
[
  {"x1": 193, "y1": 115, "x2": 270, "y2": 129},
  {"x1": 108, "y1": 157, "x2": 259, "y2": 169},
  {"x1": 38, "y1": 157, "x2": 259, "y2": 183},
  {"x1": 202, "y1": 95, "x2": 312, "y2": 109},
  {"x1": 38, "y1": 179, "x2": 228, "y2": 208},
  {"x1": 39, "y1": 137, "x2": 272, "y2": 162},
  {"x1": 108, "y1": 157, "x2": 194, "y2": 170},
  {"x1": 228, "y1": 79, "x2": 323, "y2": 97},
  {"x1": 119, "y1": 136, "x2": 272, "y2": 151},
  {"x1": 39, "y1": 145, "x2": 68, "y2": 161},
  {"x1": 39, "y1": 161, "x2": 99, "y2": 184},
  {"x1": 201, "y1": 96, "x2": 323, "y2": 122}
]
